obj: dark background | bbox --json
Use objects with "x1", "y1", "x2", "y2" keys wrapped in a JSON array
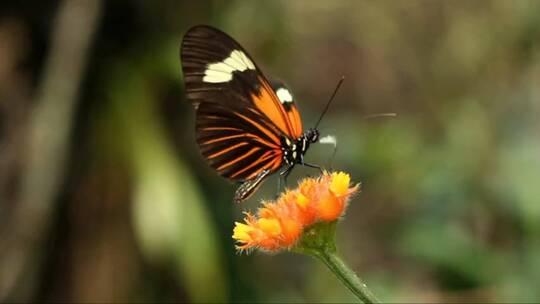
[{"x1": 1, "y1": 0, "x2": 540, "y2": 302}]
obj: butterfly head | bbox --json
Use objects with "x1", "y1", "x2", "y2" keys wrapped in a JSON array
[
  {"x1": 306, "y1": 128, "x2": 320, "y2": 144},
  {"x1": 297, "y1": 128, "x2": 319, "y2": 156}
]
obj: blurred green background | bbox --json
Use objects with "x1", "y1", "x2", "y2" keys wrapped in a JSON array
[{"x1": 1, "y1": 0, "x2": 540, "y2": 302}]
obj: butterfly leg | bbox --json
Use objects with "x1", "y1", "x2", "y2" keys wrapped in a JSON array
[
  {"x1": 277, "y1": 165, "x2": 294, "y2": 195},
  {"x1": 302, "y1": 162, "x2": 324, "y2": 174}
]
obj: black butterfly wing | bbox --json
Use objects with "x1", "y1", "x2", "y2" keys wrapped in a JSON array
[
  {"x1": 181, "y1": 25, "x2": 303, "y2": 135},
  {"x1": 181, "y1": 25, "x2": 258, "y2": 109},
  {"x1": 181, "y1": 25, "x2": 304, "y2": 182}
]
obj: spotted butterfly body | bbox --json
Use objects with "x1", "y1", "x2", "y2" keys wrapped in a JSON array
[{"x1": 181, "y1": 25, "x2": 320, "y2": 202}]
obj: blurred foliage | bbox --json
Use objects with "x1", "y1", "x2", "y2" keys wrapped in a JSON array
[{"x1": 1, "y1": 0, "x2": 540, "y2": 302}]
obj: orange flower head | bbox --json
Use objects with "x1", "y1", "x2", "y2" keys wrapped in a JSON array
[{"x1": 233, "y1": 171, "x2": 359, "y2": 252}]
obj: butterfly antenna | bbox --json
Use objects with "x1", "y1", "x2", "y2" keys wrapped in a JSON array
[
  {"x1": 314, "y1": 76, "x2": 345, "y2": 129},
  {"x1": 362, "y1": 113, "x2": 397, "y2": 119}
]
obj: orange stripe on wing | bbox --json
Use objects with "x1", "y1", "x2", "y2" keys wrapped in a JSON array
[
  {"x1": 201, "y1": 126, "x2": 243, "y2": 132},
  {"x1": 233, "y1": 112, "x2": 280, "y2": 147},
  {"x1": 286, "y1": 105, "x2": 303, "y2": 138},
  {"x1": 230, "y1": 150, "x2": 280, "y2": 178},
  {"x1": 217, "y1": 147, "x2": 261, "y2": 171},
  {"x1": 269, "y1": 156, "x2": 283, "y2": 171},
  {"x1": 245, "y1": 155, "x2": 282, "y2": 180},
  {"x1": 207, "y1": 142, "x2": 249, "y2": 159},
  {"x1": 251, "y1": 78, "x2": 294, "y2": 137},
  {"x1": 202, "y1": 133, "x2": 246, "y2": 145},
  {"x1": 203, "y1": 132, "x2": 277, "y2": 150}
]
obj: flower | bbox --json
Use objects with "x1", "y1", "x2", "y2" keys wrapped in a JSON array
[{"x1": 233, "y1": 171, "x2": 359, "y2": 252}]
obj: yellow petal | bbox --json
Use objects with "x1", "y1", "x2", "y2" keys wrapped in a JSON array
[
  {"x1": 258, "y1": 218, "x2": 282, "y2": 236},
  {"x1": 330, "y1": 172, "x2": 350, "y2": 196},
  {"x1": 296, "y1": 192, "x2": 310, "y2": 209},
  {"x1": 232, "y1": 222, "x2": 255, "y2": 241}
]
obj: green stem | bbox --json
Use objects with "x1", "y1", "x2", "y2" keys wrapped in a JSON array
[
  {"x1": 292, "y1": 222, "x2": 380, "y2": 303},
  {"x1": 310, "y1": 248, "x2": 380, "y2": 304}
]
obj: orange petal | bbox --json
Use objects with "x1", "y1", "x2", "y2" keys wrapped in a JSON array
[{"x1": 317, "y1": 193, "x2": 344, "y2": 221}]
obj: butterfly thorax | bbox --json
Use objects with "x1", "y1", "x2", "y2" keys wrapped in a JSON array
[{"x1": 281, "y1": 128, "x2": 319, "y2": 167}]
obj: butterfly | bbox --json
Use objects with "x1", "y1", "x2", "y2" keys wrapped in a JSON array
[{"x1": 180, "y1": 25, "x2": 340, "y2": 203}]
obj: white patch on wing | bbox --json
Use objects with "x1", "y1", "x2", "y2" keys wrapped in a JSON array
[
  {"x1": 202, "y1": 69, "x2": 233, "y2": 83},
  {"x1": 276, "y1": 88, "x2": 293, "y2": 104},
  {"x1": 319, "y1": 135, "x2": 337, "y2": 147},
  {"x1": 202, "y1": 50, "x2": 255, "y2": 83},
  {"x1": 230, "y1": 50, "x2": 255, "y2": 70}
]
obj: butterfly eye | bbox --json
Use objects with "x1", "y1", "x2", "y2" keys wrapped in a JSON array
[{"x1": 309, "y1": 130, "x2": 319, "y2": 143}]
